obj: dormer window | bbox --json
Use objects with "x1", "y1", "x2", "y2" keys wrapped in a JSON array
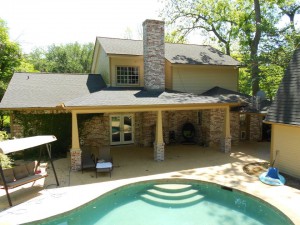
[{"x1": 116, "y1": 66, "x2": 139, "y2": 85}]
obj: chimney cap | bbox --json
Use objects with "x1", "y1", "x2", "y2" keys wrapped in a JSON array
[{"x1": 142, "y1": 19, "x2": 165, "y2": 26}]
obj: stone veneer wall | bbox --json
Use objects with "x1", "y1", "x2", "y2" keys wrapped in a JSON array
[
  {"x1": 230, "y1": 113, "x2": 240, "y2": 145},
  {"x1": 249, "y1": 114, "x2": 262, "y2": 141},
  {"x1": 208, "y1": 109, "x2": 225, "y2": 146},
  {"x1": 78, "y1": 110, "x2": 263, "y2": 150},
  {"x1": 143, "y1": 19, "x2": 165, "y2": 92},
  {"x1": 202, "y1": 109, "x2": 239, "y2": 148},
  {"x1": 79, "y1": 114, "x2": 110, "y2": 148}
]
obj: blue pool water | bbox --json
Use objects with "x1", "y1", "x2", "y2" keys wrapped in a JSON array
[{"x1": 33, "y1": 179, "x2": 293, "y2": 225}]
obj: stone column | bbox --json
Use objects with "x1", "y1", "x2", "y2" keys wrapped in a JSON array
[
  {"x1": 154, "y1": 110, "x2": 165, "y2": 161},
  {"x1": 70, "y1": 111, "x2": 81, "y2": 171},
  {"x1": 221, "y1": 107, "x2": 231, "y2": 153}
]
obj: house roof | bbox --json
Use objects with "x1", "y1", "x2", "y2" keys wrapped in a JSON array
[
  {"x1": 0, "y1": 73, "x2": 241, "y2": 110},
  {"x1": 265, "y1": 48, "x2": 300, "y2": 126},
  {"x1": 97, "y1": 37, "x2": 240, "y2": 66},
  {"x1": 64, "y1": 87, "x2": 240, "y2": 108},
  {"x1": 201, "y1": 86, "x2": 250, "y2": 98},
  {"x1": 202, "y1": 86, "x2": 271, "y2": 114},
  {"x1": 0, "y1": 73, "x2": 106, "y2": 109}
]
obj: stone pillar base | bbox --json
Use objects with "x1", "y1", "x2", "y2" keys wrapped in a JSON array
[
  {"x1": 154, "y1": 142, "x2": 165, "y2": 161},
  {"x1": 70, "y1": 148, "x2": 82, "y2": 171},
  {"x1": 220, "y1": 137, "x2": 231, "y2": 153}
]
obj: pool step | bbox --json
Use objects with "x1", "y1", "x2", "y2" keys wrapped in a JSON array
[
  {"x1": 140, "y1": 184, "x2": 203, "y2": 207},
  {"x1": 147, "y1": 188, "x2": 199, "y2": 200},
  {"x1": 140, "y1": 193, "x2": 204, "y2": 206},
  {"x1": 153, "y1": 184, "x2": 192, "y2": 193}
]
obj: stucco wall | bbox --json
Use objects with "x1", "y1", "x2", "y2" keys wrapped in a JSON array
[
  {"x1": 271, "y1": 124, "x2": 300, "y2": 179},
  {"x1": 172, "y1": 65, "x2": 238, "y2": 94}
]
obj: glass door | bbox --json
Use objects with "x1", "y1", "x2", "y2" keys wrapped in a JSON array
[{"x1": 110, "y1": 114, "x2": 134, "y2": 145}]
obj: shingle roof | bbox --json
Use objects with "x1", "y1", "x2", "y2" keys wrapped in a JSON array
[
  {"x1": 0, "y1": 73, "x2": 106, "y2": 109},
  {"x1": 201, "y1": 86, "x2": 250, "y2": 98},
  {"x1": 64, "y1": 87, "x2": 239, "y2": 108},
  {"x1": 202, "y1": 86, "x2": 271, "y2": 114},
  {"x1": 265, "y1": 48, "x2": 300, "y2": 126},
  {"x1": 97, "y1": 37, "x2": 240, "y2": 66}
]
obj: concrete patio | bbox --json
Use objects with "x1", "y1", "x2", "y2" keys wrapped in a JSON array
[{"x1": 0, "y1": 142, "x2": 300, "y2": 225}]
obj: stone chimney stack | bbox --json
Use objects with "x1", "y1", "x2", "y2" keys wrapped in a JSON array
[{"x1": 143, "y1": 19, "x2": 165, "y2": 92}]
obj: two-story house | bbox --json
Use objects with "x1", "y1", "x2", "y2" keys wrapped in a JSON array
[{"x1": 1, "y1": 20, "x2": 264, "y2": 170}]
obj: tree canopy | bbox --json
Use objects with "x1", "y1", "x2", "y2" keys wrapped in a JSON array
[
  {"x1": 0, "y1": 19, "x2": 22, "y2": 99},
  {"x1": 161, "y1": 0, "x2": 300, "y2": 99},
  {"x1": 27, "y1": 42, "x2": 94, "y2": 74}
]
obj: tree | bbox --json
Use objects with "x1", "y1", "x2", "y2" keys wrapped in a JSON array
[
  {"x1": 0, "y1": 18, "x2": 22, "y2": 100},
  {"x1": 165, "y1": 30, "x2": 187, "y2": 43},
  {"x1": 161, "y1": 0, "x2": 300, "y2": 98},
  {"x1": 0, "y1": 18, "x2": 22, "y2": 130},
  {"x1": 27, "y1": 42, "x2": 94, "y2": 73}
]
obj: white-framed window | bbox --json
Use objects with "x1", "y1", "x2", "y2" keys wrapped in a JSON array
[{"x1": 116, "y1": 66, "x2": 139, "y2": 85}]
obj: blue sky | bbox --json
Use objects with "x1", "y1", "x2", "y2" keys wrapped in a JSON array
[{"x1": 0, "y1": 0, "x2": 164, "y2": 53}]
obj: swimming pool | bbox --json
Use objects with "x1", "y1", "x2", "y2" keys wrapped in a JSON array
[{"x1": 30, "y1": 179, "x2": 294, "y2": 225}]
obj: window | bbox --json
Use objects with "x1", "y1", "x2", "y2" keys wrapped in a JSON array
[{"x1": 116, "y1": 66, "x2": 139, "y2": 85}]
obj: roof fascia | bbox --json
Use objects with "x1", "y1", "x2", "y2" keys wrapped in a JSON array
[
  {"x1": 171, "y1": 63, "x2": 238, "y2": 68},
  {"x1": 63, "y1": 102, "x2": 240, "y2": 114},
  {"x1": 107, "y1": 53, "x2": 143, "y2": 58},
  {"x1": 91, "y1": 38, "x2": 100, "y2": 73}
]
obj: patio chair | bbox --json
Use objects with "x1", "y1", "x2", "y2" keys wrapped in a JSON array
[
  {"x1": 81, "y1": 146, "x2": 96, "y2": 174},
  {"x1": 96, "y1": 146, "x2": 113, "y2": 177},
  {"x1": 98, "y1": 145, "x2": 113, "y2": 163}
]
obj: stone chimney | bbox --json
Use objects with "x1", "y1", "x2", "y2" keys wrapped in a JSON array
[{"x1": 143, "y1": 19, "x2": 165, "y2": 92}]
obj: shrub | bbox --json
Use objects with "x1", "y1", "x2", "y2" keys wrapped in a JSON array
[{"x1": 0, "y1": 153, "x2": 13, "y2": 169}]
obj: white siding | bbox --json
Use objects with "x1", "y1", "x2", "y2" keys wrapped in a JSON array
[
  {"x1": 272, "y1": 124, "x2": 300, "y2": 179},
  {"x1": 172, "y1": 65, "x2": 238, "y2": 94}
]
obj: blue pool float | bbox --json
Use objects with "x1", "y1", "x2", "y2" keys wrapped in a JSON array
[{"x1": 259, "y1": 167, "x2": 286, "y2": 186}]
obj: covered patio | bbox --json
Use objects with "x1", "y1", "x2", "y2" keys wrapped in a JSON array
[{"x1": 0, "y1": 142, "x2": 300, "y2": 224}]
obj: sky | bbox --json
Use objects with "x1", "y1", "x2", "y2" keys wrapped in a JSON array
[{"x1": 0, "y1": 0, "x2": 168, "y2": 53}]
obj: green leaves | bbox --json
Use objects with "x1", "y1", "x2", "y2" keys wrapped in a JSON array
[
  {"x1": 161, "y1": 0, "x2": 300, "y2": 99},
  {"x1": 0, "y1": 18, "x2": 22, "y2": 101},
  {"x1": 27, "y1": 42, "x2": 94, "y2": 73}
]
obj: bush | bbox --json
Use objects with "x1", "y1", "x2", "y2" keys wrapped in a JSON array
[
  {"x1": 0, "y1": 131, "x2": 8, "y2": 141},
  {"x1": 14, "y1": 113, "x2": 72, "y2": 158},
  {"x1": 0, "y1": 132, "x2": 13, "y2": 169},
  {"x1": 0, "y1": 153, "x2": 13, "y2": 169}
]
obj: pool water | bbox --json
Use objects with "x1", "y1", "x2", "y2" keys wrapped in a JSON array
[{"x1": 35, "y1": 179, "x2": 293, "y2": 225}]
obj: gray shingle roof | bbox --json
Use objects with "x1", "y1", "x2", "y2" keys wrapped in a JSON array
[
  {"x1": 64, "y1": 87, "x2": 239, "y2": 107},
  {"x1": 97, "y1": 37, "x2": 240, "y2": 66},
  {"x1": 0, "y1": 73, "x2": 106, "y2": 109},
  {"x1": 265, "y1": 48, "x2": 300, "y2": 126}
]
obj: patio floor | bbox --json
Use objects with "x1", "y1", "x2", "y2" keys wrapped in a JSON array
[{"x1": 0, "y1": 142, "x2": 300, "y2": 225}]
